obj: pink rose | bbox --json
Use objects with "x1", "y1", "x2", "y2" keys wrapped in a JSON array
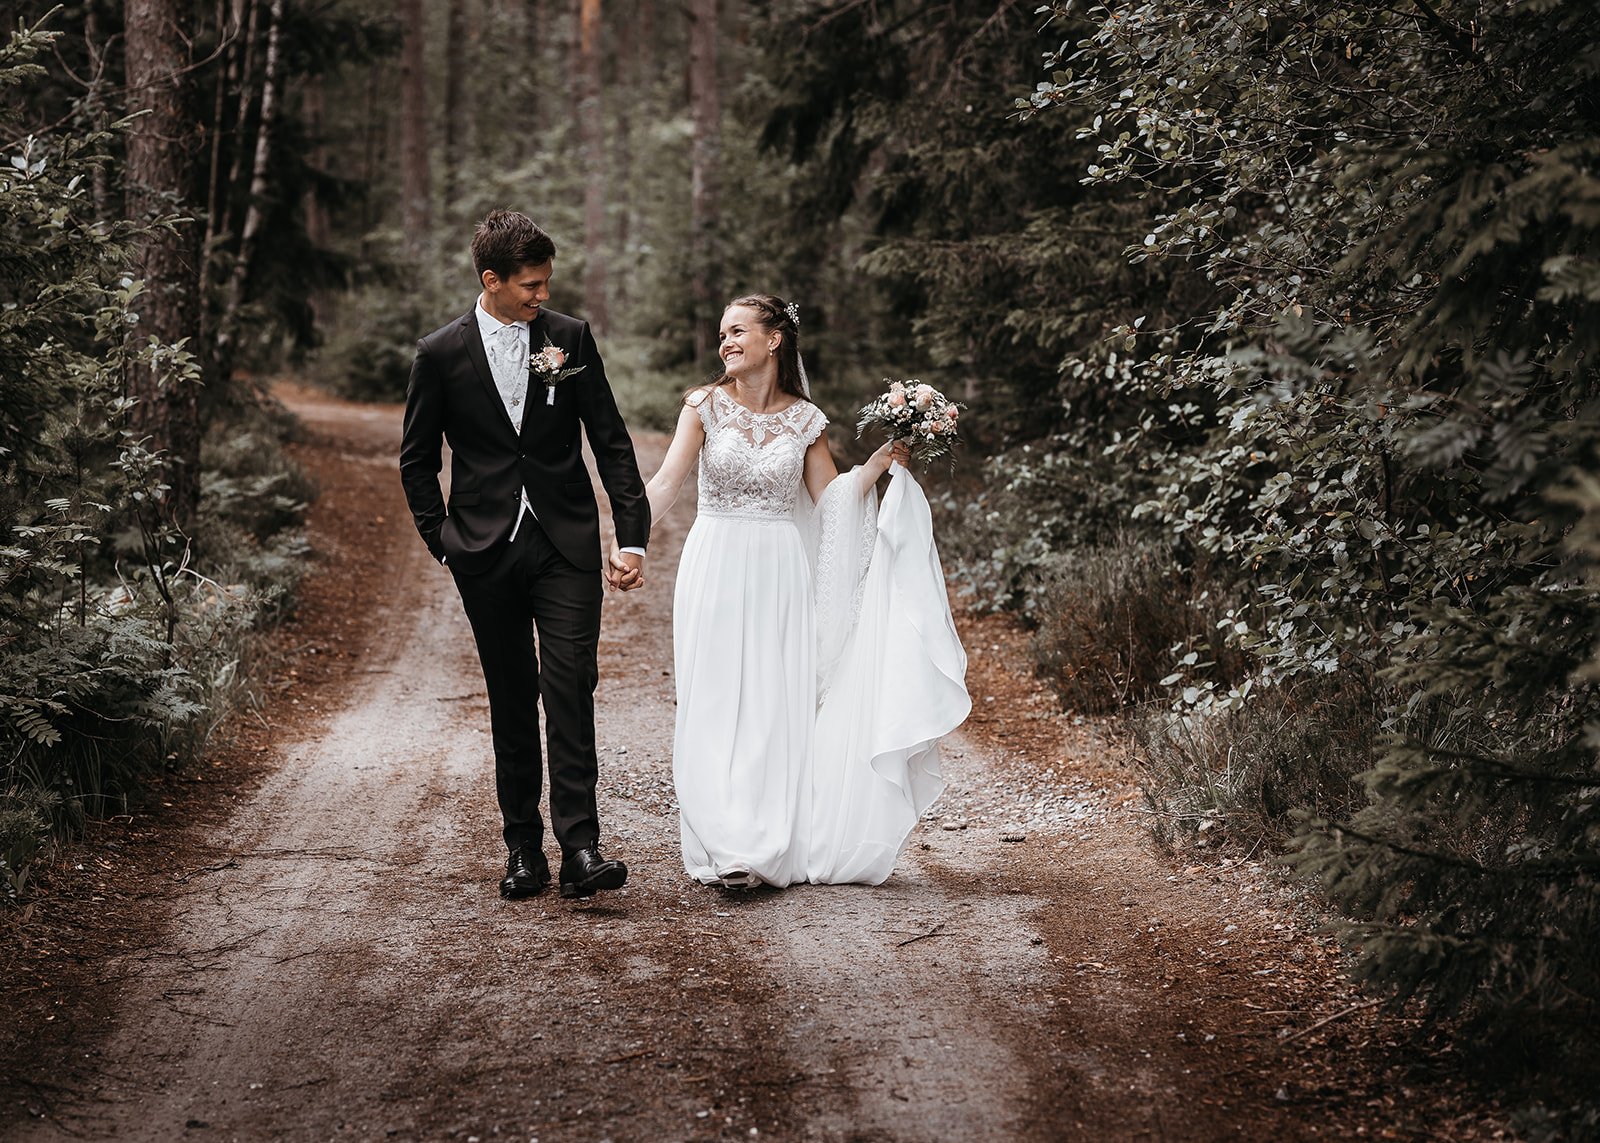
[
  {"x1": 542, "y1": 346, "x2": 566, "y2": 369},
  {"x1": 887, "y1": 391, "x2": 907, "y2": 408},
  {"x1": 946, "y1": 406, "x2": 959, "y2": 420},
  {"x1": 914, "y1": 384, "x2": 935, "y2": 408}
]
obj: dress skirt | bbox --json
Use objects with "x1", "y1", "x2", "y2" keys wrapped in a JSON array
[{"x1": 673, "y1": 512, "x2": 814, "y2": 887}]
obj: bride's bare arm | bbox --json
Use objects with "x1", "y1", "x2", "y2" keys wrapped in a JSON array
[
  {"x1": 644, "y1": 395, "x2": 708, "y2": 522},
  {"x1": 804, "y1": 430, "x2": 905, "y2": 502},
  {"x1": 802, "y1": 430, "x2": 841, "y2": 503}
]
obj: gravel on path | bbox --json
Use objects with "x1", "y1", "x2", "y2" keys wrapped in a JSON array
[{"x1": 0, "y1": 384, "x2": 1511, "y2": 1142}]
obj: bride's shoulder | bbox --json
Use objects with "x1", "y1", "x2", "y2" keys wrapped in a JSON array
[
  {"x1": 683, "y1": 384, "x2": 723, "y2": 409},
  {"x1": 794, "y1": 399, "x2": 829, "y2": 446},
  {"x1": 683, "y1": 384, "x2": 725, "y2": 431}
]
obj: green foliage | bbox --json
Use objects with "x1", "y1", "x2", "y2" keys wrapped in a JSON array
[
  {"x1": 755, "y1": 1, "x2": 1173, "y2": 439},
  {"x1": 307, "y1": 268, "x2": 441, "y2": 402},
  {"x1": 0, "y1": 785, "x2": 56, "y2": 898},
  {"x1": 1135, "y1": 676, "x2": 1374, "y2": 853},
  {"x1": 0, "y1": 22, "x2": 308, "y2": 898},
  {"x1": 1029, "y1": 539, "x2": 1245, "y2": 714},
  {"x1": 939, "y1": 417, "x2": 1170, "y2": 615},
  {"x1": 1016, "y1": 0, "x2": 1600, "y2": 1095},
  {"x1": 599, "y1": 335, "x2": 703, "y2": 433}
]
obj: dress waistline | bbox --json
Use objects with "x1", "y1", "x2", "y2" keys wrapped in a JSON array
[{"x1": 697, "y1": 507, "x2": 796, "y2": 524}]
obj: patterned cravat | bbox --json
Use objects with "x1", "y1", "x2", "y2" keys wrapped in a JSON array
[{"x1": 488, "y1": 323, "x2": 529, "y2": 430}]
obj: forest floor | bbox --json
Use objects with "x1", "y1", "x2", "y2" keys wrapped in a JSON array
[{"x1": 0, "y1": 384, "x2": 1516, "y2": 1142}]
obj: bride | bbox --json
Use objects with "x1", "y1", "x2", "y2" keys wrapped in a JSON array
[{"x1": 642, "y1": 294, "x2": 969, "y2": 887}]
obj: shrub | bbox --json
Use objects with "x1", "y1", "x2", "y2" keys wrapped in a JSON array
[
  {"x1": 1134, "y1": 676, "x2": 1375, "y2": 853},
  {"x1": 1030, "y1": 538, "x2": 1245, "y2": 713},
  {"x1": 0, "y1": 24, "x2": 308, "y2": 897},
  {"x1": 308, "y1": 286, "x2": 427, "y2": 403},
  {"x1": 1024, "y1": 1, "x2": 1600, "y2": 1094}
]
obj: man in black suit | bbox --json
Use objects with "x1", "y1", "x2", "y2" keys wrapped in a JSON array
[{"x1": 400, "y1": 210, "x2": 650, "y2": 900}]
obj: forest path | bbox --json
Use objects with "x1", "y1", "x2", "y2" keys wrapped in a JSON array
[{"x1": 1, "y1": 385, "x2": 1502, "y2": 1142}]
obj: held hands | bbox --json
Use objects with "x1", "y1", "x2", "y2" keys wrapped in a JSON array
[{"x1": 606, "y1": 547, "x2": 645, "y2": 592}]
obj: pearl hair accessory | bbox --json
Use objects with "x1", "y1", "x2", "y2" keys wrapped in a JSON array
[{"x1": 784, "y1": 301, "x2": 801, "y2": 328}]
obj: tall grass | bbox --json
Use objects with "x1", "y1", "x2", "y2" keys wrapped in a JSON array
[
  {"x1": 1132, "y1": 677, "x2": 1375, "y2": 853},
  {"x1": 1029, "y1": 538, "x2": 1247, "y2": 714}
]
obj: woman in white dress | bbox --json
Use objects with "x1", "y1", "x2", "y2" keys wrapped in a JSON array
[{"x1": 644, "y1": 294, "x2": 968, "y2": 888}]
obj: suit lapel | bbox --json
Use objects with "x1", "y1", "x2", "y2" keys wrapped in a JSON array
[
  {"x1": 519, "y1": 312, "x2": 552, "y2": 441},
  {"x1": 457, "y1": 311, "x2": 519, "y2": 440}
]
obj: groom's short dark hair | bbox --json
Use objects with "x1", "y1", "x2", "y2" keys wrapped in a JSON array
[{"x1": 472, "y1": 210, "x2": 557, "y2": 281}]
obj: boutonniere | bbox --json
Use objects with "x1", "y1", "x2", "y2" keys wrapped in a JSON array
[{"x1": 528, "y1": 336, "x2": 586, "y2": 405}]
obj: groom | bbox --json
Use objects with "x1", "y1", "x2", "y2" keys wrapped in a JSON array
[{"x1": 399, "y1": 209, "x2": 650, "y2": 900}]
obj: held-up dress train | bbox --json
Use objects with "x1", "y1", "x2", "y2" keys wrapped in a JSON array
[{"x1": 672, "y1": 386, "x2": 970, "y2": 887}]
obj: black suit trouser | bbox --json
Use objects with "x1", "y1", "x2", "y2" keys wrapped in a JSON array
[{"x1": 450, "y1": 513, "x2": 603, "y2": 856}]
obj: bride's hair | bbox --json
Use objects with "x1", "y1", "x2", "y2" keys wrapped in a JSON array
[{"x1": 713, "y1": 294, "x2": 806, "y2": 400}]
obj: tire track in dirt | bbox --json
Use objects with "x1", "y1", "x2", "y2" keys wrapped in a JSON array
[
  {"x1": 3, "y1": 386, "x2": 1506, "y2": 1142},
  {"x1": 2, "y1": 388, "x2": 1048, "y2": 1142}
]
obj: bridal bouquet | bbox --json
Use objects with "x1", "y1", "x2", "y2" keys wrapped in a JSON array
[
  {"x1": 529, "y1": 335, "x2": 586, "y2": 405},
  {"x1": 857, "y1": 378, "x2": 962, "y2": 465}
]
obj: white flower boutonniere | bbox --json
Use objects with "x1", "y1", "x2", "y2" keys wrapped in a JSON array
[{"x1": 529, "y1": 336, "x2": 586, "y2": 405}]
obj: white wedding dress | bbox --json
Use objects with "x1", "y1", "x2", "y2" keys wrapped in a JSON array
[{"x1": 672, "y1": 386, "x2": 970, "y2": 887}]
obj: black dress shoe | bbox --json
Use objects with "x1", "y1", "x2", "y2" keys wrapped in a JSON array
[
  {"x1": 559, "y1": 844, "x2": 628, "y2": 899},
  {"x1": 500, "y1": 845, "x2": 551, "y2": 899}
]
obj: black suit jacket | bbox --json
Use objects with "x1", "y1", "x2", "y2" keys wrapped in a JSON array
[{"x1": 399, "y1": 306, "x2": 650, "y2": 575}]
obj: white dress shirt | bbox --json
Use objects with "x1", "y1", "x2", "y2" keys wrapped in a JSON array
[
  {"x1": 475, "y1": 300, "x2": 536, "y2": 541},
  {"x1": 473, "y1": 297, "x2": 645, "y2": 559}
]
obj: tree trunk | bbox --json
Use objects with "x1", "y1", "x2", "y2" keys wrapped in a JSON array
[
  {"x1": 525, "y1": 0, "x2": 543, "y2": 122},
  {"x1": 301, "y1": 75, "x2": 331, "y2": 332},
  {"x1": 223, "y1": 0, "x2": 260, "y2": 251},
  {"x1": 200, "y1": 0, "x2": 247, "y2": 344},
  {"x1": 637, "y1": 0, "x2": 654, "y2": 76},
  {"x1": 612, "y1": 0, "x2": 637, "y2": 307},
  {"x1": 361, "y1": 59, "x2": 382, "y2": 242},
  {"x1": 301, "y1": 79, "x2": 331, "y2": 251},
  {"x1": 577, "y1": 0, "x2": 608, "y2": 331},
  {"x1": 399, "y1": 0, "x2": 432, "y2": 247},
  {"x1": 124, "y1": 0, "x2": 204, "y2": 526},
  {"x1": 443, "y1": 0, "x2": 469, "y2": 207},
  {"x1": 627, "y1": 0, "x2": 657, "y2": 311},
  {"x1": 84, "y1": 5, "x2": 111, "y2": 219},
  {"x1": 687, "y1": 0, "x2": 720, "y2": 364},
  {"x1": 216, "y1": 0, "x2": 285, "y2": 367}
]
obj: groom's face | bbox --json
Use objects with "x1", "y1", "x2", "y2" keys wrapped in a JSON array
[{"x1": 482, "y1": 260, "x2": 553, "y2": 325}]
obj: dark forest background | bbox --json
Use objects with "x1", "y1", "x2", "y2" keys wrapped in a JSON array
[{"x1": 2, "y1": 1, "x2": 1597, "y2": 1128}]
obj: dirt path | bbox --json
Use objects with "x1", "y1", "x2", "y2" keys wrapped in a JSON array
[{"x1": 1, "y1": 386, "x2": 1508, "y2": 1142}]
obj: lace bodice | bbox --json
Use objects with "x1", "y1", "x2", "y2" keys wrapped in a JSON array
[{"x1": 694, "y1": 386, "x2": 828, "y2": 520}]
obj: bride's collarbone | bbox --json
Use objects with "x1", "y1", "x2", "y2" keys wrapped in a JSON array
[{"x1": 721, "y1": 385, "x2": 803, "y2": 418}]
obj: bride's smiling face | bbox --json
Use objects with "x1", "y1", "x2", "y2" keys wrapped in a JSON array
[{"x1": 718, "y1": 306, "x2": 779, "y2": 377}]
